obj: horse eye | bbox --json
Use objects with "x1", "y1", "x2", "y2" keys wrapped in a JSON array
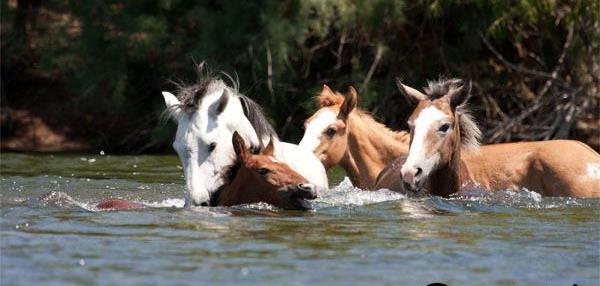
[
  {"x1": 324, "y1": 127, "x2": 336, "y2": 137},
  {"x1": 208, "y1": 142, "x2": 217, "y2": 152},
  {"x1": 438, "y1": 124, "x2": 450, "y2": 133},
  {"x1": 256, "y1": 168, "x2": 270, "y2": 176}
]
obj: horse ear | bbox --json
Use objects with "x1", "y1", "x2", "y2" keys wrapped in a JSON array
[
  {"x1": 322, "y1": 84, "x2": 334, "y2": 96},
  {"x1": 339, "y1": 86, "x2": 358, "y2": 119},
  {"x1": 448, "y1": 80, "x2": 472, "y2": 111},
  {"x1": 395, "y1": 79, "x2": 427, "y2": 102},
  {"x1": 162, "y1": 91, "x2": 183, "y2": 122},
  {"x1": 232, "y1": 131, "x2": 249, "y2": 161},
  {"x1": 262, "y1": 136, "x2": 275, "y2": 156},
  {"x1": 215, "y1": 89, "x2": 230, "y2": 115}
]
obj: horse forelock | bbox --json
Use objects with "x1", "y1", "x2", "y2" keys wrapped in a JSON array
[
  {"x1": 173, "y1": 64, "x2": 240, "y2": 114},
  {"x1": 424, "y1": 78, "x2": 463, "y2": 100},
  {"x1": 422, "y1": 77, "x2": 480, "y2": 150},
  {"x1": 317, "y1": 90, "x2": 344, "y2": 108}
]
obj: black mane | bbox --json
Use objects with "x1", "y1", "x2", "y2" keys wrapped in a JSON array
[
  {"x1": 423, "y1": 78, "x2": 463, "y2": 100},
  {"x1": 172, "y1": 63, "x2": 277, "y2": 150},
  {"x1": 238, "y1": 95, "x2": 278, "y2": 149}
]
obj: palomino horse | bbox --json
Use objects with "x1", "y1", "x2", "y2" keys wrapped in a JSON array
[
  {"x1": 299, "y1": 85, "x2": 410, "y2": 189},
  {"x1": 162, "y1": 64, "x2": 328, "y2": 207},
  {"x1": 96, "y1": 132, "x2": 317, "y2": 211},
  {"x1": 392, "y1": 78, "x2": 600, "y2": 197}
]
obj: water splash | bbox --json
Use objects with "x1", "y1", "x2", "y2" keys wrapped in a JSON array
[
  {"x1": 144, "y1": 198, "x2": 185, "y2": 208},
  {"x1": 22, "y1": 176, "x2": 596, "y2": 215},
  {"x1": 35, "y1": 191, "x2": 95, "y2": 211},
  {"x1": 313, "y1": 177, "x2": 406, "y2": 209}
]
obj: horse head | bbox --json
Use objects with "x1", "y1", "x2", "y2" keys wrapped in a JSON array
[
  {"x1": 217, "y1": 132, "x2": 317, "y2": 210},
  {"x1": 398, "y1": 78, "x2": 480, "y2": 191},
  {"x1": 299, "y1": 84, "x2": 357, "y2": 169},
  {"x1": 162, "y1": 66, "x2": 270, "y2": 207}
]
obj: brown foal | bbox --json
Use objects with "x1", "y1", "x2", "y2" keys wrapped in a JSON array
[{"x1": 299, "y1": 85, "x2": 410, "y2": 189}]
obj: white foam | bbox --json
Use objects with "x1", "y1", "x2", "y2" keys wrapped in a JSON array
[
  {"x1": 314, "y1": 177, "x2": 406, "y2": 208},
  {"x1": 230, "y1": 202, "x2": 281, "y2": 211},
  {"x1": 144, "y1": 198, "x2": 185, "y2": 208},
  {"x1": 451, "y1": 187, "x2": 544, "y2": 208}
]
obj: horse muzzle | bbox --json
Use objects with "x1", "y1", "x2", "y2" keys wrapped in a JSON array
[
  {"x1": 286, "y1": 183, "x2": 318, "y2": 210},
  {"x1": 401, "y1": 165, "x2": 425, "y2": 192}
]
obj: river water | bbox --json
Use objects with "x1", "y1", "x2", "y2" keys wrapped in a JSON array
[{"x1": 1, "y1": 153, "x2": 598, "y2": 285}]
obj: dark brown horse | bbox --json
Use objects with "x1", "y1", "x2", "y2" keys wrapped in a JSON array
[{"x1": 210, "y1": 132, "x2": 317, "y2": 210}]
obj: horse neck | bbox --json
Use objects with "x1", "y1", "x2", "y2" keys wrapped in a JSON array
[
  {"x1": 340, "y1": 112, "x2": 410, "y2": 189},
  {"x1": 216, "y1": 167, "x2": 253, "y2": 206},
  {"x1": 426, "y1": 115, "x2": 466, "y2": 196}
]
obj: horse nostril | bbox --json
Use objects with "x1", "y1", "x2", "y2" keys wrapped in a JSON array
[
  {"x1": 295, "y1": 183, "x2": 317, "y2": 199},
  {"x1": 193, "y1": 201, "x2": 209, "y2": 207},
  {"x1": 415, "y1": 167, "x2": 422, "y2": 177}
]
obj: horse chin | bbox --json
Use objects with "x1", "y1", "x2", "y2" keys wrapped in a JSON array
[
  {"x1": 187, "y1": 187, "x2": 221, "y2": 207},
  {"x1": 283, "y1": 186, "x2": 316, "y2": 210},
  {"x1": 289, "y1": 197, "x2": 312, "y2": 210},
  {"x1": 402, "y1": 181, "x2": 426, "y2": 196}
]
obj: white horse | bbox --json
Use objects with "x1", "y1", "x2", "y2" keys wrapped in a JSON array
[{"x1": 162, "y1": 67, "x2": 328, "y2": 207}]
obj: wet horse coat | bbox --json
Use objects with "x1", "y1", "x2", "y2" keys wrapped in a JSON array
[
  {"x1": 394, "y1": 79, "x2": 600, "y2": 197},
  {"x1": 211, "y1": 132, "x2": 317, "y2": 210},
  {"x1": 162, "y1": 64, "x2": 327, "y2": 206},
  {"x1": 299, "y1": 85, "x2": 410, "y2": 189},
  {"x1": 97, "y1": 133, "x2": 318, "y2": 211}
]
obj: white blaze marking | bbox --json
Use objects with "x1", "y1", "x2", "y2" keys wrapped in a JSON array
[
  {"x1": 299, "y1": 109, "x2": 337, "y2": 152},
  {"x1": 403, "y1": 106, "x2": 449, "y2": 178},
  {"x1": 586, "y1": 163, "x2": 600, "y2": 179}
]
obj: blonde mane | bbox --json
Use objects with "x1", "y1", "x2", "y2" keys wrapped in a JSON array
[
  {"x1": 356, "y1": 111, "x2": 410, "y2": 143},
  {"x1": 317, "y1": 88, "x2": 345, "y2": 108},
  {"x1": 316, "y1": 86, "x2": 409, "y2": 142}
]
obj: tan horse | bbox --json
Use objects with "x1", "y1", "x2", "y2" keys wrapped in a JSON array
[
  {"x1": 299, "y1": 85, "x2": 410, "y2": 189},
  {"x1": 97, "y1": 132, "x2": 317, "y2": 211},
  {"x1": 388, "y1": 78, "x2": 600, "y2": 198}
]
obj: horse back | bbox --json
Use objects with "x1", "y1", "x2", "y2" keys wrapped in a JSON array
[
  {"x1": 466, "y1": 140, "x2": 600, "y2": 197},
  {"x1": 532, "y1": 140, "x2": 600, "y2": 197},
  {"x1": 276, "y1": 142, "x2": 329, "y2": 190}
]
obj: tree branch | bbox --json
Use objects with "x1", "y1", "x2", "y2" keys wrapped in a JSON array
[{"x1": 360, "y1": 44, "x2": 384, "y2": 92}]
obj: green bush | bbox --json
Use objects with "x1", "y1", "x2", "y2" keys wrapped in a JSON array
[{"x1": 2, "y1": 0, "x2": 598, "y2": 152}]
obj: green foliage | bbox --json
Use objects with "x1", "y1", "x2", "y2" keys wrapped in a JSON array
[{"x1": 2, "y1": 0, "x2": 598, "y2": 152}]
